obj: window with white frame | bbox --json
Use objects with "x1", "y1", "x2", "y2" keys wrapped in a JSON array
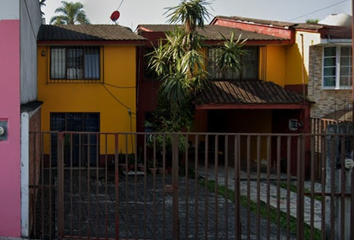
[
  {"x1": 50, "y1": 46, "x2": 100, "y2": 80},
  {"x1": 323, "y1": 45, "x2": 352, "y2": 89}
]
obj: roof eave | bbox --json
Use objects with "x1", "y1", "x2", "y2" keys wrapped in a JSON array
[
  {"x1": 211, "y1": 16, "x2": 291, "y2": 30},
  {"x1": 37, "y1": 40, "x2": 147, "y2": 46},
  {"x1": 196, "y1": 102, "x2": 310, "y2": 110},
  {"x1": 311, "y1": 39, "x2": 352, "y2": 46},
  {"x1": 205, "y1": 39, "x2": 293, "y2": 45}
]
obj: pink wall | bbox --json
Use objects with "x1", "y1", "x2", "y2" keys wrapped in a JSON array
[{"x1": 0, "y1": 20, "x2": 21, "y2": 237}]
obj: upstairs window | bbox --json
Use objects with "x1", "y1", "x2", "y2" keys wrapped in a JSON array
[
  {"x1": 50, "y1": 46, "x2": 100, "y2": 80},
  {"x1": 323, "y1": 46, "x2": 352, "y2": 89},
  {"x1": 208, "y1": 46, "x2": 259, "y2": 80},
  {"x1": 143, "y1": 48, "x2": 158, "y2": 80}
]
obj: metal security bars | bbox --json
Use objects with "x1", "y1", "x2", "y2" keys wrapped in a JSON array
[
  {"x1": 50, "y1": 46, "x2": 101, "y2": 83},
  {"x1": 207, "y1": 46, "x2": 259, "y2": 80},
  {"x1": 29, "y1": 131, "x2": 354, "y2": 240}
]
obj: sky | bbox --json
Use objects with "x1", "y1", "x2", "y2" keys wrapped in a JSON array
[{"x1": 42, "y1": 0, "x2": 352, "y2": 30}]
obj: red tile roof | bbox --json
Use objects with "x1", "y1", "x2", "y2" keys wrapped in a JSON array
[
  {"x1": 211, "y1": 16, "x2": 351, "y2": 39},
  {"x1": 211, "y1": 16, "x2": 323, "y2": 30},
  {"x1": 137, "y1": 24, "x2": 289, "y2": 41}
]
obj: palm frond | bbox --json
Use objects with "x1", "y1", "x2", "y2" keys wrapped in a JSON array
[
  {"x1": 50, "y1": 1, "x2": 90, "y2": 25},
  {"x1": 216, "y1": 32, "x2": 247, "y2": 74},
  {"x1": 165, "y1": 0, "x2": 211, "y2": 33}
]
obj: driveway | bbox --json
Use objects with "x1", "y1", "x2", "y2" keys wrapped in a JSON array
[{"x1": 59, "y1": 169, "x2": 294, "y2": 239}]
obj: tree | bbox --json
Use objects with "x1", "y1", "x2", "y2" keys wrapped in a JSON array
[
  {"x1": 50, "y1": 1, "x2": 90, "y2": 25},
  {"x1": 306, "y1": 19, "x2": 319, "y2": 24},
  {"x1": 147, "y1": 0, "x2": 211, "y2": 133},
  {"x1": 39, "y1": 0, "x2": 46, "y2": 17},
  {"x1": 147, "y1": 0, "x2": 246, "y2": 152}
]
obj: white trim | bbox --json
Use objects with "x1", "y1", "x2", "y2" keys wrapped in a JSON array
[
  {"x1": 322, "y1": 45, "x2": 352, "y2": 89},
  {"x1": 20, "y1": 112, "x2": 29, "y2": 237},
  {"x1": 314, "y1": 39, "x2": 351, "y2": 46},
  {"x1": 321, "y1": 39, "x2": 351, "y2": 44}
]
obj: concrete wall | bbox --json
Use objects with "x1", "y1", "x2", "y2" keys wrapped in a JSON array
[
  {"x1": 20, "y1": 0, "x2": 42, "y2": 104},
  {"x1": 0, "y1": 0, "x2": 41, "y2": 237},
  {"x1": 0, "y1": 18, "x2": 21, "y2": 238},
  {"x1": 308, "y1": 45, "x2": 352, "y2": 119}
]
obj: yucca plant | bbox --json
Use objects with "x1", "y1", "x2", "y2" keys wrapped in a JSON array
[
  {"x1": 147, "y1": 0, "x2": 246, "y2": 148},
  {"x1": 216, "y1": 32, "x2": 247, "y2": 77}
]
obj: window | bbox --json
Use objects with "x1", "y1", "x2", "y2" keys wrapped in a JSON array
[
  {"x1": 323, "y1": 46, "x2": 352, "y2": 89},
  {"x1": 143, "y1": 48, "x2": 158, "y2": 80},
  {"x1": 50, "y1": 46, "x2": 100, "y2": 80},
  {"x1": 50, "y1": 113, "x2": 100, "y2": 166},
  {"x1": 207, "y1": 46, "x2": 259, "y2": 80}
]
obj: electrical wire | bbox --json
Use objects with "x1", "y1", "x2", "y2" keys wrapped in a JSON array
[
  {"x1": 104, "y1": 82, "x2": 136, "y2": 89},
  {"x1": 117, "y1": 0, "x2": 125, "y2": 10},
  {"x1": 102, "y1": 84, "x2": 137, "y2": 114},
  {"x1": 288, "y1": 0, "x2": 349, "y2": 21}
]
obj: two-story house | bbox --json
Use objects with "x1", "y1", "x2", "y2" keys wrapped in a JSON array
[
  {"x1": 37, "y1": 24, "x2": 145, "y2": 167},
  {"x1": 0, "y1": 0, "x2": 42, "y2": 237},
  {"x1": 308, "y1": 24, "x2": 352, "y2": 121},
  {"x1": 136, "y1": 23, "x2": 312, "y2": 175},
  {"x1": 212, "y1": 15, "x2": 354, "y2": 121}
]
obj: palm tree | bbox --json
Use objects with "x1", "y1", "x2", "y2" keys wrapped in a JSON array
[
  {"x1": 50, "y1": 1, "x2": 90, "y2": 25},
  {"x1": 166, "y1": 0, "x2": 211, "y2": 34},
  {"x1": 39, "y1": 0, "x2": 46, "y2": 17},
  {"x1": 148, "y1": 0, "x2": 210, "y2": 131}
]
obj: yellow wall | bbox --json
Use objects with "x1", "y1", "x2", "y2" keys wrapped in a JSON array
[
  {"x1": 38, "y1": 45, "x2": 137, "y2": 154},
  {"x1": 263, "y1": 45, "x2": 287, "y2": 86},
  {"x1": 285, "y1": 31, "x2": 321, "y2": 85},
  {"x1": 259, "y1": 31, "x2": 320, "y2": 87}
]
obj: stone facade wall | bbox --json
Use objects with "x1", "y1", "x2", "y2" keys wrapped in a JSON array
[{"x1": 308, "y1": 45, "x2": 352, "y2": 119}]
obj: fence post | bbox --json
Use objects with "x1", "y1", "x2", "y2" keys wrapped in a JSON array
[
  {"x1": 172, "y1": 134, "x2": 179, "y2": 240},
  {"x1": 57, "y1": 133, "x2": 64, "y2": 239},
  {"x1": 325, "y1": 124, "x2": 353, "y2": 239}
]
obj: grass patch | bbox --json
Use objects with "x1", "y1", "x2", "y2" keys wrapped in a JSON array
[
  {"x1": 277, "y1": 181, "x2": 322, "y2": 201},
  {"x1": 199, "y1": 179, "x2": 322, "y2": 240}
]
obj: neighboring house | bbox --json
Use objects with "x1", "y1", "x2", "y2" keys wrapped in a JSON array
[
  {"x1": 307, "y1": 25, "x2": 352, "y2": 121},
  {"x1": 212, "y1": 15, "x2": 353, "y2": 122},
  {"x1": 136, "y1": 23, "x2": 312, "y2": 175},
  {"x1": 210, "y1": 16, "x2": 322, "y2": 95},
  {"x1": 37, "y1": 25, "x2": 146, "y2": 167},
  {"x1": 0, "y1": 0, "x2": 42, "y2": 237}
]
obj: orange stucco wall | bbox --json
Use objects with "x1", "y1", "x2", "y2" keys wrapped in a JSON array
[{"x1": 38, "y1": 45, "x2": 137, "y2": 154}]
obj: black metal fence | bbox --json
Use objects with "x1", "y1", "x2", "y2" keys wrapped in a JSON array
[{"x1": 29, "y1": 131, "x2": 354, "y2": 240}]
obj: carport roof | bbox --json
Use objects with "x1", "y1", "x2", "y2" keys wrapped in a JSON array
[{"x1": 196, "y1": 79, "x2": 310, "y2": 109}]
